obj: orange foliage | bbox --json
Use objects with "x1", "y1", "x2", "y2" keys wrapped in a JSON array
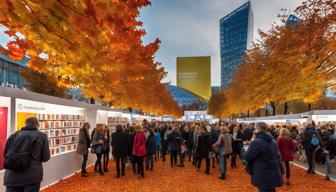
[
  {"x1": 209, "y1": 0, "x2": 336, "y2": 118},
  {"x1": 0, "y1": 0, "x2": 181, "y2": 117}
]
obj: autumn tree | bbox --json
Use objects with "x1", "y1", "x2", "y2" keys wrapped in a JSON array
[
  {"x1": 0, "y1": 0, "x2": 181, "y2": 117},
  {"x1": 209, "y1": 0, "x2": 335, "y2": 118}
]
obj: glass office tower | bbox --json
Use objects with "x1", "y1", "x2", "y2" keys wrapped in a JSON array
[{"x1": 220, "y1": 1, "x2": 253, "y2": 88}]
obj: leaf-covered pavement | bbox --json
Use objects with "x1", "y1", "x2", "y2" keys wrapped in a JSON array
[{"x1": 42, "y1": 158, "x2": 335, "y2": 192}]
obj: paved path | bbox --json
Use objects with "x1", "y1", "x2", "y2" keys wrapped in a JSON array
[{"x1": 42, "y1": 158, "x2": 335, "y2": 192}]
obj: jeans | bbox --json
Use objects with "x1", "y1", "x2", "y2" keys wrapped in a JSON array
[
  {"x1": 259, "y1": 189, "x2": 275, "y2": 192},
  {"x1": 220, "y1": 155, "x2": 227, "y2": 175},
  {"x1": 325, "y1": 153, "x2": 332, "y2": 177},
  {"x1": 155, "y1": 145, "x2": 160, "y2": 159},
  {"x1": 146, "y1": 154, "x2": 154, "y2": 170},
  {"x1": 95, "y1": 153, "x2": 103, "y2": 173},
  {"x1": 81, "y1": 154, "x2": 88, "y2": 173},
  {"x1": 179, "y1": 152, "x2": 185, "y2": 165},
  {"x1": 284, "y1": 161, "x2": 290, "y2": 179},
  {"x1": 231, "y1": 153, "x2": 237, "y2": 167},
  {"x1": 170, "y1": 150, "x2": 178, "y2": 166},
  {"x1": 198, "y1": 157, "x2": 210, "y2": 174},
  {"x1": 103, "y1": 151, "x2": 109, "y2": 170},
  {"x1": 304, "y1": 148, "x2": 314, "y2": 172},
  {"x1": 6, "y1": 183, "x2": 41, "y2": 192},
  {"x1": 136, "y1": 156, "x2": 145, "y2": 177},
  {"x1": 116, "y1": 157, "x2": 125, "y2": 176},
  {"x1": 161, "y1": 141, "x2": 167, "y2": 160}
]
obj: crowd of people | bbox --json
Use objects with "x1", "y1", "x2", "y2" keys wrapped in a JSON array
[
  {"x1": 3, "y1": 117, "x2": 336, "y2": 192},
  {"x1": 76, "y1": 119, "x2": 336, "y2": 190}
]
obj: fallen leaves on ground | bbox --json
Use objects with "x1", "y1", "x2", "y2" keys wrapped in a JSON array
[{"x1": 42, "y1": 158, "x2": 335, "y2": 192}]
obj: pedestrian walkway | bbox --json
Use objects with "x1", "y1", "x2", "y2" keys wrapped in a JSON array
[{"x1": 42, "y1": 159, "x2": 335, "y2": 192}]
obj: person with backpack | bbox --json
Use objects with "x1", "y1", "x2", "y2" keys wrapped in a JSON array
[
  {"x1": 4, "y1": 117, "x2": 50, "y2": 192},
  {"x1": 301, "y1": 123, "x2": 323, "y2": 174}
]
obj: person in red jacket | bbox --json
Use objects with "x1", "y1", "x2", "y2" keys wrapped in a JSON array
[
  {"x1": 277, "y1": 128, "x2": 295, "y2": 185},
  {"x1": 133, "y1": 126, "x2": 147, "y2": 178}
]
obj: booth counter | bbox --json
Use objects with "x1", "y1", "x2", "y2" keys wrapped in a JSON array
[{"x1": 0, "y1": 87, "x2": 133, "y2": 191}]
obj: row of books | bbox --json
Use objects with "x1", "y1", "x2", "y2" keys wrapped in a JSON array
[
  {"x1": 38, "y1": 114, "x2": 85, "y2": 121},
  {"x1": 41, "y1": 128, "x2": 79, "y2": 138},
  {"x1": 50, "y1": 144, "x2": 78, "y2": 156},
  {"x1": 107, "y1": 117, "x2": 127, "y2": 122},
  {"x1": 48, "y1": 136, "x2": 78, "y2": 147},
  {"x1": 39, "y1": 121, "x2": 84, "y2": 129}
]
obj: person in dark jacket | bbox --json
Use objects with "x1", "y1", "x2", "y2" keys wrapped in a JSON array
[
  {"x1": 187, "y1": 126, "x2": 195, "y2": 162},
  {"x1": 231, "y1": 125, "x2": 243, "y2": 168},
  {"x1": 160, "y1": 125, "x2": 168, "y2": 161},
  {"x1": 301, "y1": 123, "x2": 323, "y2": 174},
  {"x1": 167, "y1": 126, "x2": 182, "y2": 167},
  {"x1": 102, "y1": 125, "x2": 110, "y2": 172},
  {"x1": 92, "y1": 124, "x2": 105, "y2": 176},
  {"x1": 209, "y1": 127, "x2": 220, "y2": 168},
  {"x1": 4, "y1": 117, "x2": 50, "y2": 192},
  {"x1": 196, "y1": 126, "x2": 211, "y2": 175},
  {"x1": 244, "y1": 122, "x2": 283, "y2": 192},
  {"x1": 111, "y1": 124, "x2": 129, "y2": 178},
  {"x1": 128, "y1": 126, "x2": 136, "y2": 174},
  {"x1": 320, "y1": 126, "x2": 335, "y2": 180},
  {"x1": 146, "y1": 129, "x2": 156, "y2": 170},
  {"x1": 76, "y1": 122, "x2": 91, "y2": 177}
]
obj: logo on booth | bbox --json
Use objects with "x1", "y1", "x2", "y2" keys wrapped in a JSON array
[{"x1": 18, "y1": 104, "x2": 24, "y2": 110}]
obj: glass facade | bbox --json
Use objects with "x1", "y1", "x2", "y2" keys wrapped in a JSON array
[
  {"x1": 167, "y1": 85, "x2": 207, "y2": 110},
  {"x1": 0, "y1": 55, "x2": 27, "y2": 89},
  {"x1": 220, "y1": 1, "x2": 253, "y2": 88},
  {"x1": 285, "y1": 14, "x2": 300, "y2": 26}
]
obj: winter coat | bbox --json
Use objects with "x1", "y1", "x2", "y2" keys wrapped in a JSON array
[
  {"x1": 4, "y1": 126, "x2": 50, "y2": 187},
  {"x1": 301, "y1": 127, "x2": 322, "y2": 150},
  {"x1": 244, "y1": 131, "x2": 283, "y2": 190},
  {"x1": 232, "y1": 131, "x2": 243, "y2": 155},
  {"x1": 209, "y1": 129, "x2": 220, "y2": 152},
  {"x1": 133, "y1": 131, "x2": 147, "y2": 157},
  {"x1": 215, "y1": 133, "x2": 233, "y2": 155},
  {"x1": 276, "y1": 137, "x2": 295, "y2": 161},
  {"x1": 76, "y1": 127, "x2": 91, "y2": 155},
  {"x1": 111, "y1": 130, "x2": 129, "y2": 158},
  {"x1": 128, "y1": 132, "x2": 135, "y2": 155},
  {"x1": 92, "y1": 132, "x2": 104, "y2": 154},
  {"x1": 154, "y1": 132, "x2": 161, "y2": 146},
  {"x1": 103, "y1": 130, "x2": 110, "y2": 153},
  {"x1": 196, "y1": 132, "x2": 210, "y2": 158},
  {"x1": 243, "y1": 128, "x2": 253, "y2": 141},
  {"x1": 168, "y1": 130, "x2": 182, "y2": 151},
  {"x1": 187, "y1": 130, "x2": 194, "y2": 149},
  {"x1": 146, "y1": 134, "x2": 156, "y2": 155}
]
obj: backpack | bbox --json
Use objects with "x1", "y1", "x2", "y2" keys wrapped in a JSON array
[
  {"x1": 310, "y1": 134, "x2": 320, "y2": 147},
  {"x1": 4, "y1": 131, "x2": 35, "y2": 170}
]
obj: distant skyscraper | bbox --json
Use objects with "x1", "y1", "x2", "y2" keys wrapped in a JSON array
[
  {"x1": 285, "y1": 14, "x2": 300, "y2": 26},
  {"x1": 220, "y1": 1, "x2": 253, "y2": 88},
  {"x1": 176, "y1": 56, "x2": 211, "y2": 101}
]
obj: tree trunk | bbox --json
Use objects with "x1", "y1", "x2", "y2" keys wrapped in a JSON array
[
  {"x1": 284, "y1": 102, "x2": 288, "y2": 115},
  {"x1": 308, "y1": 103, "x2": 312, "y2": 111},
  {"x1": 272, "y1": 104, "x2": 276, "y2": 116},
  {"x1": 247, "y1": 110, "x2": 250, "y2": 118},
  {"x1": 265, "y1": 109, "x2": 269, "y2": 116}
]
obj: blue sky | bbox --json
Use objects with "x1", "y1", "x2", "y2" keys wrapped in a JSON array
[
  {"x1": 140, "y1": 0, "x2": 304, "y2": 86},
  {"x1": 0, "y1": 0, "x2": 304, "y2": 86}
]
